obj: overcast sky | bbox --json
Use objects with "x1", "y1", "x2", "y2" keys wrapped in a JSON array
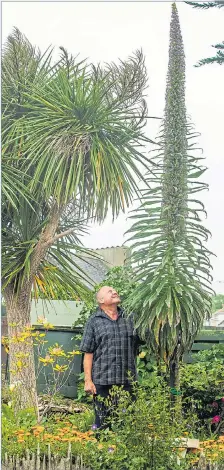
[{"x1": 2, "y1": 1, "x2": 224, "y2": 291}]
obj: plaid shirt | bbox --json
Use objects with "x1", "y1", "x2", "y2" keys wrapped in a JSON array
[{"x1": 79, "y1": 307, "x2": 140, "y2": 385}]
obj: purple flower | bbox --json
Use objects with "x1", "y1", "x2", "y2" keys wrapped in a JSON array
[
  {"x1": 211, "y1": 401, "x2": 218, "y2": 408},
  {"x1": 91, "y1": 424, "x2": 98, "y2": 430},
  {"x1": 108, "y1": 447, "x2": 115, "y2": 453}
]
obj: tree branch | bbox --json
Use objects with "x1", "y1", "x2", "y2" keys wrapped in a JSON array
[{"x1": 47, "y1": 228, "x2": 76, "y2": 245}]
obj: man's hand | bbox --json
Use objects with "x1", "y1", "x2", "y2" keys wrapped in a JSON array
[{"x1": 84, "y1": 379, "x2": 97, "y2": 395}]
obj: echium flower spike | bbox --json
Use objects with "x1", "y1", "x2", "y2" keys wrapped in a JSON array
[
  {"x1": 125, "y1": 3, "x2": 213, "y2": 379},
  {"x1": 162, "y1": 3, "x2": 188, "y2": 242}
]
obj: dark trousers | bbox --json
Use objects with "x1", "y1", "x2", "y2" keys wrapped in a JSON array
[{"x1": 93, "y1": 383, "x2": 135, "y2": 431}]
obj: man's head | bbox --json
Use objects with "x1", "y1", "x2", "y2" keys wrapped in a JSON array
[{"x1": 96, "y1": 286, "x2": 120, "y2": 307}]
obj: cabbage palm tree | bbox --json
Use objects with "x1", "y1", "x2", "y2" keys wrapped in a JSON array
[
  {"x1": 126, "y1": 3, "x2": 213, "y2": 391},
  {"x1": 2, "y1": 28, "x2": 154, "y2": 409}
]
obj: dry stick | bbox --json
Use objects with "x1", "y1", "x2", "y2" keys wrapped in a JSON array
[{"x1": 48, "y1": 443, "x2": 51, "y2": 470}]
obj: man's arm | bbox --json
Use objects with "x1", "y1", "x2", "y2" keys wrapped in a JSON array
[
  {"x1": 79, "y1": 317, "x2": 97, "y2": 395},
  {"x1": 83, "y1": 353, "x2": 96, "y2": 395}
]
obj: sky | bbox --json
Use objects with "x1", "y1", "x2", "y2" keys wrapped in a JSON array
[{"x1": 2, "y1": 1, "x2": 224, "y2": 292}]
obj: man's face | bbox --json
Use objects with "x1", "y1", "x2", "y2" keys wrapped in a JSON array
[{"x1": 98, "y1": 286, "x2": 121, "y2": 306}]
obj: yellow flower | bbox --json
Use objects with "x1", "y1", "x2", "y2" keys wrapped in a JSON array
[
  {"x1": 68, "y1": 350, "x2": 82, "y2": 356},
  {"x1": 32, "y1": 425, "x2": 45, "y2": 433},
  {"x1": 53, "y1": 364, "x2": 68, "y2": 373},
  {"x1": 39, "y1": 355, "x2": 54, "y2": 365},
  {"x1": 43, "y1": 322, "x2": 54, "y2": 329},
  {"x1": 98, "y1": 443, "x2": 104, "y2": 450},
  {"x1": 24, "y1": 325, "x2": 35, "y2": 331},
  {"x1": 48, "y1": 345, "x2": 65, "y2": 357},
  {"x1": 139, "y1": 351, "x2": 146, "y2": 359},
  {"x1": 43, "y1": 433, "x2": 53, "y2": 440},
  {"x1": 37, "y1": 316, "x2": 47, "y2": 324},
  {"x1": 15, "y1": 352, "x2": 29, "y2": 359},
  {"x1": 16, "y1": 360, "x2": 23, "y2": 369}
]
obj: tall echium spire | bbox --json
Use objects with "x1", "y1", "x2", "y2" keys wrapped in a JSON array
[
  {"x1": 162, "y1": 3, "x2": 188, "y2": 241},
  {"x1": 126, "y1": 3, "x2": 213, "y2": 391}
]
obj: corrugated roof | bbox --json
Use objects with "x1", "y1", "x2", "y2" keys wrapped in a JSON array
[{"x1": 93, "y1": 245, "x2": 129, "y2": 250}]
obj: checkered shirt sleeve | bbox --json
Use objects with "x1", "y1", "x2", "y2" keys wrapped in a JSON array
[{"x1": 79, "y1": 317, "x2": 96, "y2": 353}]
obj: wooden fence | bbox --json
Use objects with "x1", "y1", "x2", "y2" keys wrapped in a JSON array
[
  {"x1": 1, "y1": 444, "x2": 224, "y2": 470},
  {"x1": 2, "y1": 444, "x2": 91, "y2": 470}
]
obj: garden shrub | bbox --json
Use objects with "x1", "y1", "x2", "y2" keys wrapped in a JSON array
[
  {"x1": 2, "y1": 380, "x2": 196, "y2": 469},
  {"x1": 2, "y1": 376, "x2": 224, "y2": 469},
  {"x1": 85, "y1": 381, "x2": 193, "y2": 470},
  {"x1": 180, "y1": 345, "x2": 224, "y2": 437}
]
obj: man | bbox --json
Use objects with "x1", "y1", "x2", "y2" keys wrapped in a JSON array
[{"x1": 79, "y1": 285, "x2": 140, "y2": 430}]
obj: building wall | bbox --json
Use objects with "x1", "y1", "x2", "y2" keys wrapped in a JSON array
[
  {"x1": 204, "y1": 311, "x2": 224, "y2": 327},
  {"x1": 94, "y1": 246, "x2": 131, "y2": 268}
]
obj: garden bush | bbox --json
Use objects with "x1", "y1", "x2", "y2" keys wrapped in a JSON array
[
  {"x1": 1, "y1": 380, "x2": 200, "y2": 470},
  {"x1": 180, "y1": 345, "x2": 224, "y2": 437},
  {"x1": 2, "y1": 370, "x2": 224, "y2": 469}
]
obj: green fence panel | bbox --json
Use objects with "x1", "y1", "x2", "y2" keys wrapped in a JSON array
[
  {"x1": 35, "y1": 327, "x2": 83, "y2": 399},
  {"x1": 183, "y1": 327, "x2": 224, "y2": 363},
  {"x1": 2, "y1": 309, "x2": 224, "y2": 395}
]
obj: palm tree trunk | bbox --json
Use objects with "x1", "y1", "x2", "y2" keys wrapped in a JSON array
[
  {"x1": 3, "y1": 206, "x2": 61, "y2": 412},
  {"x1": 4, "y1": 283, "x2": 38, "y2": 413}
]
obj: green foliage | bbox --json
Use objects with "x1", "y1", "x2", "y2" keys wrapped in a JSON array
[
  {"x1": 73, "y1": 266, "x2": 138, "y2": 328},
  {"x1": 2, "y1": 404, "x2": 37, "y2": 440},
  {"x1": 86, "y1": 383, "x2": 196, "y2": 470},
  {"x1": 195, "y1": 41, "x2": 224, "y2": 67},
  {"x1": 136, "y1": 345, "x2": 161, "y2": 389},
  {"x1": 181, "y1": 345, "x2": 224, "y2": 436},
  {"x1": 2, "y1": 28, "x2": 153, "y2": 299},
  {"x1": 212, "y1": 294, "x2": 224, "y2": 312},
  {"x1": 134, "y1": 342, "x2": 224, "y2": 437},
  {"x1": 125, "y1": 4, "x2": 213, "y2": 369},
  {"x1": 196, "y1": 343, "x2": 224, "y2": 362},
  {"x1": 185, "y1": 2, "x2": 224, "y2": 66},
  {"x1": 1, "y1": 403, "x2": 94, "y2": 458},
  {"x1": 2, "y1": 384, "x2": 196, "y2": 469},
  {"x1": 3, "y1": 378, "x2": 224, "y2": 467},
  {"x1": 185, "y1": 1, "x2": 224, "y2": 9}
]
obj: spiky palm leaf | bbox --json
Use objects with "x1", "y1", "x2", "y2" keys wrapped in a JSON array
[
  {"x1": 195, "y1": 41, "x2": 224, "y2": 67},
  {"x1": 185, "y1": 2, "x2": 224, "y2": 66},
  {"x1": 1, "y1": 191, "x2": 94, "y2": 299},
  {"x1": 2, "y1": 29, "x2": 154, "y2": 300},
  {"x1": 11, "y1": 52, "x2": 152, "y2": 221},
  {"x1": 185, "y1": 1, "x2": 224, "y2": 9},
  {"x1": 125, "y1": 3, "x2": 213, "y2": 366}
]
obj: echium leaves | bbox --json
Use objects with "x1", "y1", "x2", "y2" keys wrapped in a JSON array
[{"x1": 126, "y1": 3, "x2": 213, "y2": 363}]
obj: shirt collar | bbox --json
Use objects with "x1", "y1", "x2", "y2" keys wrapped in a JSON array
[{"x1": 95, "y1": 305, "x2": 123, "y2": 319}]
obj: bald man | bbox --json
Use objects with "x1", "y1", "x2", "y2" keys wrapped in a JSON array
[{"x1": 79, "y1": 285, "x2": 140, "y2": 431}]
